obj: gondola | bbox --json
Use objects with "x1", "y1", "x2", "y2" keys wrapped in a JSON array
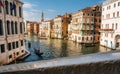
[{"x1": 34, "y1": 49, "x2": 43, "y2": 56}]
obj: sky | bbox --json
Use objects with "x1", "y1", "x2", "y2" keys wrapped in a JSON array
[{"x1": 21, "y1": 0, "x2": 105, "y2": 22}]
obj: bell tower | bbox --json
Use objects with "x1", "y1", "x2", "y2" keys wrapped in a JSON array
[{"x1": 41, "y1": 12, "x2": 44, "y2": 22}]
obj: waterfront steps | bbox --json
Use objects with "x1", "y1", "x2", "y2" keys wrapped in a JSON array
[{"x1": 0, "y1": 50, "x2": 120, "y2": 74}]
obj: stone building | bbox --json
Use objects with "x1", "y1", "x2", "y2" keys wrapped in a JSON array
[
  {"x1": 71, "y1": 5, "x2": 101, "y2": 43},
  {"x1": 0, "y1": 0, "x2": 26, "y2": 65},
  {"x1": 26, "y1": 21, "x2": 39, "y2": 35},
  {"x1": 100, "y1": 0, "x2": 120, "y2": 49},
  {"x1": 39, "y1": 20, "x2": 52, "y2": 38},
  {"x1": 53, "y1": 14, "x2": 71, "y2": 39}
]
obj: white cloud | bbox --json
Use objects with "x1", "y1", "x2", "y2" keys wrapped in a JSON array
[
  {"x1": 23, "y1": 10, "x2": 40, "y2": 22},
  {"x1": 23, "y1": 2, "x2": 36, "y2": 9}
]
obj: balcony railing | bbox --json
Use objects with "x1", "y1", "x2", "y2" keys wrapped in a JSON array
[{"x1": 99, "y1": 29, "x2": 114, "y2": 32}]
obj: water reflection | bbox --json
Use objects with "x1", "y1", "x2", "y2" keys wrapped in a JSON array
[{"x1": 23, "y1": 35, "x2": 112, "y2": 63}]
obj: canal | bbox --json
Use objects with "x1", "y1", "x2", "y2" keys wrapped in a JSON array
[{"x1": 21, "y1": 35, "x2": 112, "y2": 63}]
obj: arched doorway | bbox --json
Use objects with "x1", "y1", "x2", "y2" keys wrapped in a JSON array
[{"x1": 115, "y1": 35, "x2": 120, "y2": 50}]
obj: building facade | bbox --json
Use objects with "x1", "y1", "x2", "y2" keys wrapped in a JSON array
[
  {"x1": 100, "y1": 0, "x2": 120, "y2": 49},
  {"x1": 0, "y1": 0, "x2": 26, "y2": 65},
  {"x1": 53, "y1": 14, "x2": 71, "y2": 39},
  {"x1": 26, "y1": 21, "x2": 39, "y2": 35},
  {"x1": 71, "y1": 5, "x2": 101, "y2": 43},
  {"x1": 39, "y1": 20, "x2": 51, "y2": 38}
]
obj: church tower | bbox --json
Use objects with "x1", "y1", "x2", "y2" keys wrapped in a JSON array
[{"x1": 41, "y1": 12, "x2": 44, "y2": 22}]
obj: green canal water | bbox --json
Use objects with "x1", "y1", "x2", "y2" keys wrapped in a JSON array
[{"x1": 22, "y1": 35, "x2": 111, "y2": 63}]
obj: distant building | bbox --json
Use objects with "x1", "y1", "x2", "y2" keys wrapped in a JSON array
[
  {"x1": 53, "y1": 14, "x2": 71, "y2": 39},
  {"x1": 0, "y1": 0, "x2": 26, "y2": 65},
  {"x1": 39, "y1": 20, "x2": 51, "y2": 38},
  {"x1": 100, "y1": 0, "x2": 120, "y2": 49},
  {"x1": 26, "y1": 21, "x2": 39, "y2": 35},
  {"x1": 71, "y1": 5, "x2": 101, "y2": 43}
]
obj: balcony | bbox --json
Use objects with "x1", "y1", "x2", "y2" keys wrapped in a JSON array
[{"x1": 99, "y1": 29, "x2": 114, "y2": 33}]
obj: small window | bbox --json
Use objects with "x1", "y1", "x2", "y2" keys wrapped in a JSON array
[
  {"x1": 117, "y1": 12, "x2": 119, "y2": 17},
  {"x1": 21, "y1": 40, "x2": 23, "y2": 46},
  {"x1": 1, "y1": 44, "x2": 5, "y2": 53},
  {"x1": 113, "y1": 12, "x2": 115, "y2": 17},
  {"x1": 91, "y1": 37, "x2": 92, "y2": 40},
  {"x1": 16, "y1": 41, "x2": 18, "y2": 48},
  {"x1": 9, "y1": 55, "x2": 12, "y2": 59},
  {"x1": 116, "y1": 23, "x2": 118, "y2": 29},
  {"x1": 17, "y1": 52, "x2": 19, "y2": 55},
  {"x1": 21, "y1": 50, "x2": 24, "y2": 53},
  {"x1": 118, "y1": 2, "x2": 120, "y2": 6},
  {"x1": 8, "y1": 43, "x2": 12, "y2": 51},
  {"x1": 82, "y1": 37, "x2": 84, "y2": 41},
  {"x1": 12, "y1": 42, "x2": 15, "y2": 49},
  {"x1": 114, "y1": 3, "x2": 116, "y2": 8},
  {"x1": 0, "y1": 7, "x2": 2, "y2": 13},
  {"x1": 86, "y1": 37, "x2": 88, "y2": 40}
]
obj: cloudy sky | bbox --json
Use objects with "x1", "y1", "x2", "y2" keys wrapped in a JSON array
[{"x1": 21, "y1": 0, "x2": 105, "y2": 22}]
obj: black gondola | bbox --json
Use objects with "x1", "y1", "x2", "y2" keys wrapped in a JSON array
[{"x1": 34, "y1": 49, "x2": 43, "y2": 56}]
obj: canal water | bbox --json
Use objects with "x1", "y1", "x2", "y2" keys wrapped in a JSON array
[{"x1": 22, "y1": 35, "x2": 112, "y2": 63}]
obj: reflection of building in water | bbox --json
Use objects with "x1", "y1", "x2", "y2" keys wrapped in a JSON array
[
  {"x1": 100, "y1": 0, "x2": 120, "y2": 49},
  {"x1": 0, "y1": 0, "x2": 26, "y2": 65},
  {"x1": 26, "y1": 21, "x2": 39, "y2": 35}
]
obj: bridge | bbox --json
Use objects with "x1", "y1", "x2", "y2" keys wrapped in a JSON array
[{"x1": 0, "y1": 50, "x2": 120, "y2": 74}]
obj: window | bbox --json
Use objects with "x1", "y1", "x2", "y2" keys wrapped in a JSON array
[
  {"x1": 21, "y1": 50, "x2": 24, "y2": 53},
  {"x1": 0, "y1": 44, "x2": 5, "y2": 53},
  {"x1": 0, "y1": 20, "x2": 3, "y2": 36},
  {"x1": 114, "y1": 3, "x2": 116, "y2": 8},
  {"x1": 21, "y1": 40, "x2": 23, "y2": 46},
  {"x1": 91, "y1": 37, "x2": 92, "y2": 40},
  {"x1": 118, "y1": 2, "x2": 120, "y2": 6},
  {"x1": 14, "y1": 4, "x2": 17, "y2": 16},
  {"x1": 116, "y1": 23, "x2": 118, "y2": 29},
  {"x1": 7, "y1": 21, "x2": 10, "y2": 35},
  {"x1": 12, "y1": 42, "x2": 15, "y2": 49},
  {"x1": 10, "y1": 3, "x2": 13, "y2": 15},
  {"x1": 19, "y1": 7, "x2": 22, "y2": 17},
  {"x1": 5, "y1": 1, "x2": 9, "y2": 14},
  {"x1": 112, "y1": 23, "x2": 114, "y2": 29},
  {"x1": 86, "y1": 37, "x2": 88, "y2": 40},
  {"x1": 9, "y1": 55, "x2": 12, "y2": 59},
  {"x1": 20, "y1": 22, "x2": 23, "y2": 34},
  {"x1": 117, "y1": 11, "x2": 119, "y2": 17},
  {"x1": 0, "y1": 7, "x2": 2, "y2": 13},
  {"x1": 82, "y1": 37, "x2": 84, "y2": 41},
  {"x1": 16, "y1": 41, "x2": 18, "y2": 48},
  {"x1": 15, "y1": 22, "x2": 18, "y2": 34},
  {"x1": 8, "y1": 43, "x2": 12, "y2": 51},
  {"x1": 17, "y1": 52, "x2": 19, "y2": 55},
  {"x1": 78, "y1": 37, "x2": 81, "y2": 40},
  {"x1": 11, "y1": 21, "x2": 14, "y2": 34},
  {"x1": 113, "y1": 12, "x2": 115, "y2": 17}
]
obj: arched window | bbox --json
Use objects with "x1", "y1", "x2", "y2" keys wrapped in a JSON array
[
  {"x1": 5, "y1": 0, "x2": 9, "y2": 14},
  {"x1": 20, "y1": 22, "x2": 23, "y2": 34},
  {"x1": 11, "y1": 21, "x2": 14, "y2": 34},
  {"x1": 15, "y1": 22, "x2": 18, "y2": 34},
  {"x1": 0, "y1": 7, "x2": 2, "y2": 13},
  {"x1": 7, "y1": 21, "x2": 10, "y2": 35},
  {"x1": 14, "y1": 4, "x2": 16, "y2": 16},
  {"x1": 0, "y1": 20, "x2": 3, "y2": 36},
  {"x1": 10, "y1": 2, "x2": 13, "y2": 15},
  {"x1": 19, "y1": 7, "x2": 22, "y2": 17}
]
